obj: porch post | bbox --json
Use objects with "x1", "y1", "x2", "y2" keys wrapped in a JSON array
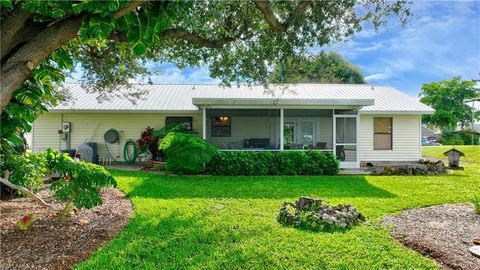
[
  {"x1": 356, "y1": 108, "x2": 360, "y2": 168},
  {"x1": 202, "y1": 106, "x2": 207, "y2": 140},
  {"x1": 280, "y1": 108, "x2": 284, "y2": 150},
  {"x1": 332, "y1": 109, "x2": 336, "y2": 157}
]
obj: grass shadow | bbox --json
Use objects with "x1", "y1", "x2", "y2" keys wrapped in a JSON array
[{"x1": 110, "y1": 170, "x2": 397, "y2": 199}]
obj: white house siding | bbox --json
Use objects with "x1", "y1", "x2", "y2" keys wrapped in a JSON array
[
  {"x1": 32, "y1": 112, "x2": 202, "y2": 161},
  {"x1": 32, "y1": 111, "x2": 423, "y2": 164},
  {"x1": 359, "y1": 114, "x2": 421, "y2": 162}
]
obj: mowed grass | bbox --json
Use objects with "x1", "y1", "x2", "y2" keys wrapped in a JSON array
[
  {"x1": 76, "y1": 165, "x2": 480, "y2": 270},
  {"x1": 423, "y1": 145, "x2": 480, "y2": 164}
]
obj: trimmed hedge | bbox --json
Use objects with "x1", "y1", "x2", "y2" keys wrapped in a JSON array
[{"x1": 207, "y1": 150, "x2": 339, "y2": 176}]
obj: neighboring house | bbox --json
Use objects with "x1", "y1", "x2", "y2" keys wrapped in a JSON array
[
  {"x1": 31, "y1": 84, "x2": 434, "y2": 169},
  {"x1": 421, "y1": 125, "x2": 434, "y2": 138}
]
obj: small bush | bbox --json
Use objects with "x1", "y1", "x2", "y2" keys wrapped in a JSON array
[
  {"x1": 1, "y1": 151, "x2": 46, "y2": 193},
  {"x1": 50, "y1": 153, "x2": 117, "y2": 210},
  {"x1": 208, "y1": 150, "x2": 339, "y2": 176},
  {"x1": 138, "y1": 124, "x2": 198, "y2": 161},
  {"x1": 439, "y1": 132, "x2": 479, "y2": 145},
  {"x1": 159, "y1": 132, "x2": 218, "y2": 174}
]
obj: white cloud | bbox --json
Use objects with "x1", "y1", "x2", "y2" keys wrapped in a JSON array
[{"x1": 365, "y1": 73, "x2": 390, "y2": 81}]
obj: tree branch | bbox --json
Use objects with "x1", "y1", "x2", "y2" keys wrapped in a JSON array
[
  {"x1": 0, "y1": 6, "x2": 32, "y2": 60},
  {"x1": 252, "y1": 0, "x2": 312, "y2": 33},
  {"x1": 162, "y1": 29, "x2": 235, "y2": 48},
  {"x1": 114, "y1": 0, "x2": 148, "y2": 19},
  {"x1": 0, "y1": 171, "x2": 53, "y2": 208},
  {"x1": 0, "y1": 1, "x2": 149, "y2": 112}
]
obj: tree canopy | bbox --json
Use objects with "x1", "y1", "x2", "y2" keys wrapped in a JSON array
[
  {"x1": 419, "y1": 76, "x2": 479, "y2": 130},
  {"x1": 0, "y1": 0, "x2": 411, "y2": 152},
  {"x1": 270, "y1": 51, "x2": 365, "y2": 84}
]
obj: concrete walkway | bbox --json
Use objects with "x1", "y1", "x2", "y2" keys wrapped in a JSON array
[{"x1": 339, "y1": 169, "x2": 370, "y2": 175}]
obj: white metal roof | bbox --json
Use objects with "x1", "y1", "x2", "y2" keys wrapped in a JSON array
[
  {"x1": 360, "y1": 86, "x2": 434, "y2": 114},
  {"x1": 50, "y1": 83, "x2": 433, "y2": 114},
  {"x1": 191, "y1": 84, "x2": 374, "y2": 106}
]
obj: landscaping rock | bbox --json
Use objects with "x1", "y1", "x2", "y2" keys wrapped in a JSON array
[
  {"x1": 371, "y1": 160, "x2": 447, "y2": 176},
  {"x1": 278, "y1": 196, "x2": 365, "y2": 231}
]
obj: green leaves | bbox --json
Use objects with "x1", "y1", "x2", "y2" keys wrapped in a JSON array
[
  {"x1": 132, "y1": 41, "x2": 146, "y2": 56},
  {"x1": 208, "y1": 151, "x2": 339, "y2": 176},
  {"x1": 419, "y1": 76, "x2": 479, "y2": 130},
  {"x1": 0, "y1": 0, "x2": 12, "y2": 9},
  {"x1": 1, "y1": 152, "x2": 46, "y2": 193},
  {"x1": 160, "y1": 132, "x2": 218, "y2": 174},
  {"x1": 80, "y1": 15, "x2": 116, "y2": 43},
  {"x1": 1, "y1": 61, "x2": 61, "y2": 152},
  {"x1": 51, "y1": 49, "x2": 73, "y2": 69},
  {"x1": 50, "y1": 152, "x2": 117, "y2": 209},
  {"x1": 270, "y1": 51, "x2": 365, "y2": 84}
]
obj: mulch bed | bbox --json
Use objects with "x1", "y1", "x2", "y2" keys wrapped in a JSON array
[
  {"x1": 382, "y1": 204, "x2": 480, "y2": 270},
  {"x1": 0, "y1": 187, "x2": 133, "y2": 270}
]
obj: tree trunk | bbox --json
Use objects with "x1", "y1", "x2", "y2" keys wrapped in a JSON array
[
  {"x1": 0, "y1": 16, "x2": 83, "y2": 112},
  {"x1": 0, "y1": 171, "x2": 53, "y2": 208},
  {"x1": 0, "y1": 1, "x2": 146, "y2": 112}
]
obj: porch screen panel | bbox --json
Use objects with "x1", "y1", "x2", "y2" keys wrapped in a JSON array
[
  {"x1": 336, "y1": 118, "x2": 356, "y2": 144},
  {"x1": 336, "y1": 145, "x2": 357, "y2": 162}
]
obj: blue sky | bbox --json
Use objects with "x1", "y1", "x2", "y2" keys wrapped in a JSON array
[{"x1": 69, "y1": 1, "x2": 479, "y2": 99}]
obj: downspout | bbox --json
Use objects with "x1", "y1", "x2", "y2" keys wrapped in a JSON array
[
  {"x1": 280, "y1": 108, "x2": 284, "y2": 150},
  {"x1": 59, "y1": 113, "x2": 63, "y2": 151}
]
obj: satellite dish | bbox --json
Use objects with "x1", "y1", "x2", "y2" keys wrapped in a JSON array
[{"x1": 104, "y1": 129, "x2": 119, "y2": 144}]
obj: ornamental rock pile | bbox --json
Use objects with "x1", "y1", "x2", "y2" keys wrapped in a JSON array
[{"x1": 278, "y1": 196, "x2": 365, "y2": 231}]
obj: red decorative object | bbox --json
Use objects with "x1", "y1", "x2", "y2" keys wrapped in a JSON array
[{"x1": 75, "y1": 153, "x2": 81, "y2": 158}]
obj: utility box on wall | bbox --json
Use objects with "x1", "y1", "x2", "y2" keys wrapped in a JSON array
[{"x1": 61, "y1": 122, "x2": 70, "y2": 141}]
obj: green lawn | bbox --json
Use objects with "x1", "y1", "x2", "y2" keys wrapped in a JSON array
[
  {"x1": 76, "y1": 164, "x2": 480, "y2": 269},
  {"x1": 423, "y1": 145, "x2": 480, "y2": 164}
]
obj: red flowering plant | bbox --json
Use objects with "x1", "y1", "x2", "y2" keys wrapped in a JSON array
[
  {"x1": 75, "y1": 153, "x2": 81, "y2": 158},
  {"x1": 18, "y1": 213, "x2": 35, "y2": 230},
  {"x1": 137, "y1": 127, "x2": 160, "y2": 160}
]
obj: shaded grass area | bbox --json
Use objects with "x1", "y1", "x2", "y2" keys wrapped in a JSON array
[
  {"x1": 423, "y1": 145, "x2": 480, "y2": 164},
  {"x1": 76, "y1": 166, "x2": 480, "y2": 269}
]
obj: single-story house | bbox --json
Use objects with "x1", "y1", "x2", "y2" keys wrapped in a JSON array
[{"x1": 31, "y1": 83, "x2": 434, "y2": 168}]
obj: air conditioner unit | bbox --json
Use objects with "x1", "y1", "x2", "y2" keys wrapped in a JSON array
[{"x1": 62, "y1": 122, "x2": 71, "y2": 133}]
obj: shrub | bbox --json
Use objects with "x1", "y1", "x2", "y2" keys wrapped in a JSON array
[
  {"x1": 138, "y1": 124, "x2": 197, "y2": 161},
  {"x1": 439, "y1": 132, "x2": 478, "y2": 145},
  {"x1": 1, "y1": 151, "x2": 46, "y2": 194},
  {"x1": 159, "y1": 132, "x2": 218, "y2": 174},
  {"x1": 208, "y1": 150, "x2": 339, "y2": 176},
  {"x1": 50, "y1": 153, "x2": 117, "y2": 213}
]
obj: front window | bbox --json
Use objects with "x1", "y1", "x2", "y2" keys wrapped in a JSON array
[
  {"x1": 211, "y1": 116, "x2": 231, "y2": 137},
  {"x1": 374, "y1": 117, "x2": 393, "y2": 150},
  {"x1": 165, "y1": 117, "x2": 193, "y2": 130}
]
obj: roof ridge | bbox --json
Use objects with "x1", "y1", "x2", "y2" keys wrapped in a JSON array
[{"x1": 62, "y1": 82, "x2": 394, "y2": 87}]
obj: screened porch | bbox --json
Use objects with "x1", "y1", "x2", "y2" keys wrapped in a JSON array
[{"x1": 201, "y1": 108, "x2": 360, "y2": 168}]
